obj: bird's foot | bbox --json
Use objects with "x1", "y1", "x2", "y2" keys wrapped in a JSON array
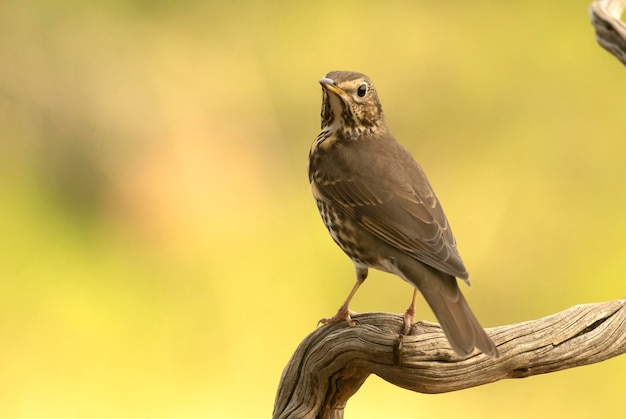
[
  {"x1": 318, "y1": 305, "x2": 358, "y2": 327},
  {"x1": 401, "y1": 304, "x2": 416, "y2": 336}
]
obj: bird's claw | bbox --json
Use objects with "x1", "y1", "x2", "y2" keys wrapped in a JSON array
[
  {"x1": 318, "y1": 307, "x2": 358, "y2": 327},
  {"x1": 401, "y1": 305, "x2": 416, "y2": 336}
]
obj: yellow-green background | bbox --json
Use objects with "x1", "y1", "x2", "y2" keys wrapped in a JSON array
[{"x1": 2, "y1": 1, "x2": 625, "y2": 418}]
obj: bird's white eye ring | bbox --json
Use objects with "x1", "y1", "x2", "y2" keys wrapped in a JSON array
[{"x1": 357, "y1": 82, "x2": 367, "y2": 97}]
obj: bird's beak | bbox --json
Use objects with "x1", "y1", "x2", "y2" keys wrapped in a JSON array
[{"x1": 319, "y1": 77, "x2": 345, "y2": 96}]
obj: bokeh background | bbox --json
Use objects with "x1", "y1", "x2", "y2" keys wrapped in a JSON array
[{"x1": 1, "y1": 1, "x2": 626, "y2": 418}]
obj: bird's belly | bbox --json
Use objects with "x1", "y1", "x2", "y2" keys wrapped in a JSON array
[{"x1": 316, "y1": 200, "x2": 384, "y2": 269}]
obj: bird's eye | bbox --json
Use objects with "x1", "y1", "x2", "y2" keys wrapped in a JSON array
[{"x1": 357, "y1": 83, "x2": 367, "y2": 97}]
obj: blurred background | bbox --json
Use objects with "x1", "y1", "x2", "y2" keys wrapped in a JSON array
[{"x1": 1, "y1": 0, "x2": 626, "y2": 418}]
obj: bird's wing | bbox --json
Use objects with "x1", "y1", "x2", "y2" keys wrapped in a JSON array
[{"x1": 312, "y1": 149, "x2": 468, "y2": 280}]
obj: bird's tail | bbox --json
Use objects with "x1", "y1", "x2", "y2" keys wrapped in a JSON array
[{"x1": 399, "y1": 260, "x2": 498, "y2": 357}]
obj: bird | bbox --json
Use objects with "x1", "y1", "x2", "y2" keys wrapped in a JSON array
[{"x1": 308, "y1": 70, "x2": 498, "y2": 357}]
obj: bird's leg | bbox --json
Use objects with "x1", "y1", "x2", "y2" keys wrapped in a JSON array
[
  {"x1": 318, "y1": 267, "x2": 368, "y2": 327},
  {"x1": 401, "y1": 288, "x2": 418, "y2": 335}
]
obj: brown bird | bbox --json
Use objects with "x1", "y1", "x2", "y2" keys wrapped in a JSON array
[{"x1": 308, "y1": 70, "x2": 498, "y2": 357}]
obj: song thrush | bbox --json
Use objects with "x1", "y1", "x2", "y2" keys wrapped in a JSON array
[{"x1": 308, "y1": 71, "x2": 498, "y2": 357}]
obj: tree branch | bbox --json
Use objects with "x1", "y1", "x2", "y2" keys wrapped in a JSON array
[
  {"x1": 590, "y1": 0, "x2": 626, "y2": 65},
  {"x1": 273, "y1": 299, "x2": 626, "y2": 419}
]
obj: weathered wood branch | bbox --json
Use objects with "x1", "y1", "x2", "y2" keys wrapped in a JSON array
[
  {"x1": 590, "y1": 0, "x2": 626, "y2": 65},
  {"x1": 273, "y1": 299, "x2": 626, "y2": 419}
]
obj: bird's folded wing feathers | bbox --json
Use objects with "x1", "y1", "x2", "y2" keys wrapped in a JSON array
[{"x1": 313, "y1": 176, "x2": 469, "y2": 280}]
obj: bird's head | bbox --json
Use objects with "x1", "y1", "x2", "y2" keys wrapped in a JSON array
[{"x1": 319, "y1": 71, "x2": 385, "y2": 138}]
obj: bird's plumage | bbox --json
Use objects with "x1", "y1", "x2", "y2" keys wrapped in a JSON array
[
  {"x1": 311, "y1": 133, "x2": 468, "y2": 281},
  {"x1": 309, "y1": 71, "x2": 497, "y2": 357}
]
